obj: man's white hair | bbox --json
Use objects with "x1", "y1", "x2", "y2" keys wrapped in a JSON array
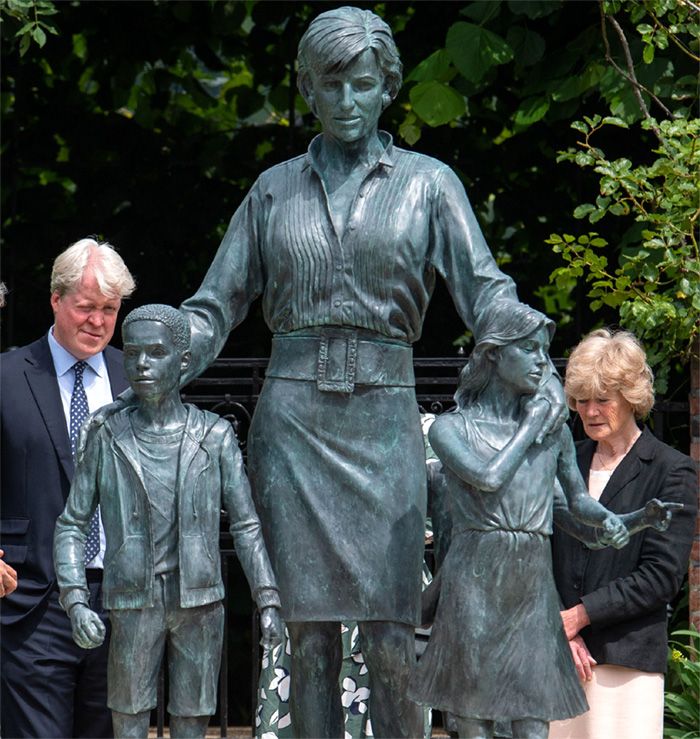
[{"x1": 50, "y1": 238, "x2": 135, "y2": 299}]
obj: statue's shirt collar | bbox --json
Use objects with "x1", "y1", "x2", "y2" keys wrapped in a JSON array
[{"x1": 302, "y1": 130, "x2": 395, "y2": 174}]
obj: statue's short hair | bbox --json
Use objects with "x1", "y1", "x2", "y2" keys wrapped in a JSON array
[
  {"x1": 455, "y1": 301, "x2": 554, "y2": 409},
  {"x1": 122, "y1": 304, "x2": 190, "y2": 352},
  {"x1": 51, "y1": 237, "x2": 136, "y2": 299},
  {"x1": 297, "y1": 6, "x2": 402, "y2": 106}
]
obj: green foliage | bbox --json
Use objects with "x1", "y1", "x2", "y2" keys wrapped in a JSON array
[
  {"x1": 0, "y1": 0, "x2": 58, "y2": 56},
  {"x1": 0, "y1": 0, "x2": 696, "y2": 371},
  {"x1": 545, "y1": 66, "x2": 699, "y2": 391},
  {"x1": 664, "y1": 628, "x2": 700, "y2": 738},
  {"x1": 542, "y1": 0, "x2": 699, "y2": 392}
]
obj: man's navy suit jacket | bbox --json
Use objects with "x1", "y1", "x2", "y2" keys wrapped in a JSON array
[{"x1": 0, "y1": 335, "x2": 127, "y2": 625}]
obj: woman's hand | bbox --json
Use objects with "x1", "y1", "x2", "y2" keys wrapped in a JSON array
[
  {"x1": 568, "y1": 634, "x2": 596, "y2": 682},
  {"x1": 560, "y1": 603, "x2": 590, "y2": 640}
]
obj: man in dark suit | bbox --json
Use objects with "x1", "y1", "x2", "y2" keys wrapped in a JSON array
[{"x1": 0, "y1": 238, "x2": 136, "y2": 738}]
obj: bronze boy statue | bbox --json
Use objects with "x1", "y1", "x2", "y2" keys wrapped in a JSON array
[{"x1": 54, "y1": 304, "x2": 283, "y2": 738}]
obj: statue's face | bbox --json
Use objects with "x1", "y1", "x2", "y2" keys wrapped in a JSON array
[
  {"x1": 494, "y1": 325, "x2": 550, "y2": 396},
  {"x1": 309, "y1": 48, "x2": 384, "y2": 144},
  {"x1": 123, "y1": 320, "x2": 187, "y2": 401}
]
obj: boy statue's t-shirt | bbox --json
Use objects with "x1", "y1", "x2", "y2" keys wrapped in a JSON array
[{"x1": 132, "y1": 422, "x2": 182, "y2": 575}]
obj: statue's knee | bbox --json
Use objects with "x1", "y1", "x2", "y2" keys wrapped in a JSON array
[
  {"x1": 288, "y1": 623, "x2": 341, "y2": 680},
  {"x1": 362, "y1": 628, "x2": 414, "y2": 685}
]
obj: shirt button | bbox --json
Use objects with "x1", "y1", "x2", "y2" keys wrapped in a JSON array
[
  {"x1": 334, "y1": 300, "x2": 341, "y2": 307},
  {"x1": 573, "y1": 581, "x2": 580, "y2": 590},
  {"x1": 336, "y1": 264, "x2": 342, "y2": 271}
]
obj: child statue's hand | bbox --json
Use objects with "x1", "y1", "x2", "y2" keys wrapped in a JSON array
[
  {"x1": 642, "y1": 499, "x2": 683, "y2": 532},
  {"x1": 68, "y1": 603, "x2": 106, "y2": 649},
  {"x1": 599, "y1": 514, "x2": 630, "y2": 549},
  {"x1": 522, "y1": 395, "x2": 550, "y2": 432},
  {"x1": 260, "y1": 606, "x2": 284, "y2": 651},
  {"x1": 535, "y1": 373, "x2": 569, "y2": 444}
]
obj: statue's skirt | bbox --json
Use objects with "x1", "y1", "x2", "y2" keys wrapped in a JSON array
[
  {"x1": 247, "y1": 376, "x2": 426, "y2": 624},
  {"x1": 408, "y1": 528, "x2": 588, "y2": 721}
]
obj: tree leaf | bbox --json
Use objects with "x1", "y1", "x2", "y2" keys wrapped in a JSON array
[
  {"x1": 405, "y1": 49, "x2": 454, "y2": 84},
  {"x1": 513, "y1": 96, "x2": 550, "y2": 128},
  {"x1": 446, "y1": 22, "x2": 514, "y2": 83},
  {"x1": 31, "y1": 26, "x2": 46, "y2": 47},
  {"x1": 506, "y1": 27, "x2": 546, "y2": 67},
  {"x1": 507, "y1": 1, "x2": 562, "y2": 19},
  {"x1": 409, "y1": 81, "x2": 465, "y2": 127}
]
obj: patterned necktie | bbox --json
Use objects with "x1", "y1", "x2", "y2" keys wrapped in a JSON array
[{"x1": 70, "y1": 361, "x2": 100, "y2": 563}]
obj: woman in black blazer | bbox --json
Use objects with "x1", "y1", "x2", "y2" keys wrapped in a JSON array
[{"x1": 549, "y1": 329, "x2": 696, "y2": 739}]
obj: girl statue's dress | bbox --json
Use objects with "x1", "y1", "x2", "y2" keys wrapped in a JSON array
[{"x1": 409, "y1": 414, "x2": 588, "y2": 723}]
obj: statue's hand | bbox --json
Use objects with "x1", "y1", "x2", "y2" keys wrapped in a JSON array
[
  {"x1": 69, "y1": 603, "x2": 105, "y2": 649},
  {"x1": 643, "y1": 499, "x2": 683, "y2": 532},
  {"x1": 599, "y1": 514, "x2": 630, "y2": 549},
  {"x1": 259, "y1": 606, "x2": 284, "y2": 651},
  {"x1": 535, "y1": 373, "x2": 568, "y2": 444},
  {"x1": 521, "y1": 395, "x2": 550, "y2": 437},
  {"x1": 77, "y1": 397, "x2": 127, "y2": 459}
]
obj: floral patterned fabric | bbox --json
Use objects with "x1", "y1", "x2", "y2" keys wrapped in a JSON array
[
  {"x1": 255, "y1": 579, "x2": 433, "y2": 739},
  {"x1": 255, "y1": 623, "x2": 372, "y2": 739}
]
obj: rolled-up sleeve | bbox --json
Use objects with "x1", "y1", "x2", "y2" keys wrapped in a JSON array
[
  {"x1": 180, "y1": 184, "x2": 266, "y2": 382},
  {"x1": 429, "y1": 166, "x2": 518, "y2": 332}
]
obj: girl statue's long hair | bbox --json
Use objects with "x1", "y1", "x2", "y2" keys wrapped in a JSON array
[{"x1": 455, "y1": 301, "x2": 554, "y2": 410}]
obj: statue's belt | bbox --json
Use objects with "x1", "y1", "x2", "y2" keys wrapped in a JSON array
[{"x1": 267, "y1": 332, "x2": 415, "y2": 393}]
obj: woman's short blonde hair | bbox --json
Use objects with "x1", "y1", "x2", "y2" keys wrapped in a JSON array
[{"x1": 564, "y1": 328, "x2": 655, "y2": 419}]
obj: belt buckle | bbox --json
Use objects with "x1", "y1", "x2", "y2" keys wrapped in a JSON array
[{"x1": 317, "y1": 332, "x2": 358, "y2": 393}]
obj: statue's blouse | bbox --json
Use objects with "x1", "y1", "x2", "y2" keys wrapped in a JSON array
[{"x1": 181, "y1": 132, "x2": 516, "y2": 380}]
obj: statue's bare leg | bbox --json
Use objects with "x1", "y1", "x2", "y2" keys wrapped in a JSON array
[
  {"x1": 170, "y1": 715, "x2": 210, "y2": 738},
  {"x1": 454, "y1": 716, "x2": 493, "y2": 738},
  {"x1": 111, "y1": 710, "x2": 150, "y2": 738},
  {"x1": 511, "y1": 718, "x2": 548, "y2": 739},
  {"x1": 358, "y1": 620, "x2": 423, "y2": 738},
  {"x1": 287, "y1": 620, "x2": 343, "y2": 738}
]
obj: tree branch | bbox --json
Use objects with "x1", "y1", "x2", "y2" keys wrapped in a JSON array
[{"x1": 598, "y1": 2, "x2": 673, "y2": 144}]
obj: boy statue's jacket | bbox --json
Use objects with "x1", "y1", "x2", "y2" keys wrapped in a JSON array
[{"x1": 54, "y1": 405, "x2": 280, "y2": 613}]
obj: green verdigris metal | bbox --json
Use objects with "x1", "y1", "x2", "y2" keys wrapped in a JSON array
[
  {"x1": 172, "y1": 8, "x2": 565, "y2": 738},
  {"x1": 408, "y1": 302, "x2": 679, "y2": 739},
  {"x1": 54, "y1": 305, "x2": 282, "y2": 739},
  {"x1": 82, "y1": 7, "x2": 567, "y2": 738}
]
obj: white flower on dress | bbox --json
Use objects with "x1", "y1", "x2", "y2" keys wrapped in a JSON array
[
  {"x1": 341, "y1": 676, "x2": 370, "y2": 716},
  {"x1": 350, "y1": 650, "x2": 369, "y2": 676},
  {"x1": 269, "y1": 666, "x2": 290, "y2": 702}
]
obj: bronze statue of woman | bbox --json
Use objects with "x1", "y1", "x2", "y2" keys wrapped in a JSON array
[{"x1": 92, "y1": 7, "x2": 565, "y2": 737}]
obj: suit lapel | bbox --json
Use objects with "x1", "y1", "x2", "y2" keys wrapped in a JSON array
[
  {"x1": 598, "y1": 452, "x2": 642, "y2": 508},
  {"x1": 23, "y1": 337, "x2": 74, "y2": 483},
  {"x1": 577, "y1": 429, "x2": 651, "y2": 508}
]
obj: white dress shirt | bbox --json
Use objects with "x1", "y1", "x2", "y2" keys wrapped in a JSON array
[{"x1": 48, "y1": 328, "x2": 114, "y2": 568}]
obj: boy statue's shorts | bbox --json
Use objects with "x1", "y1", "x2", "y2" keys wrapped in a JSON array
[{"x1": 107, "y1": 571, "x2": 224, "y2": 716}]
